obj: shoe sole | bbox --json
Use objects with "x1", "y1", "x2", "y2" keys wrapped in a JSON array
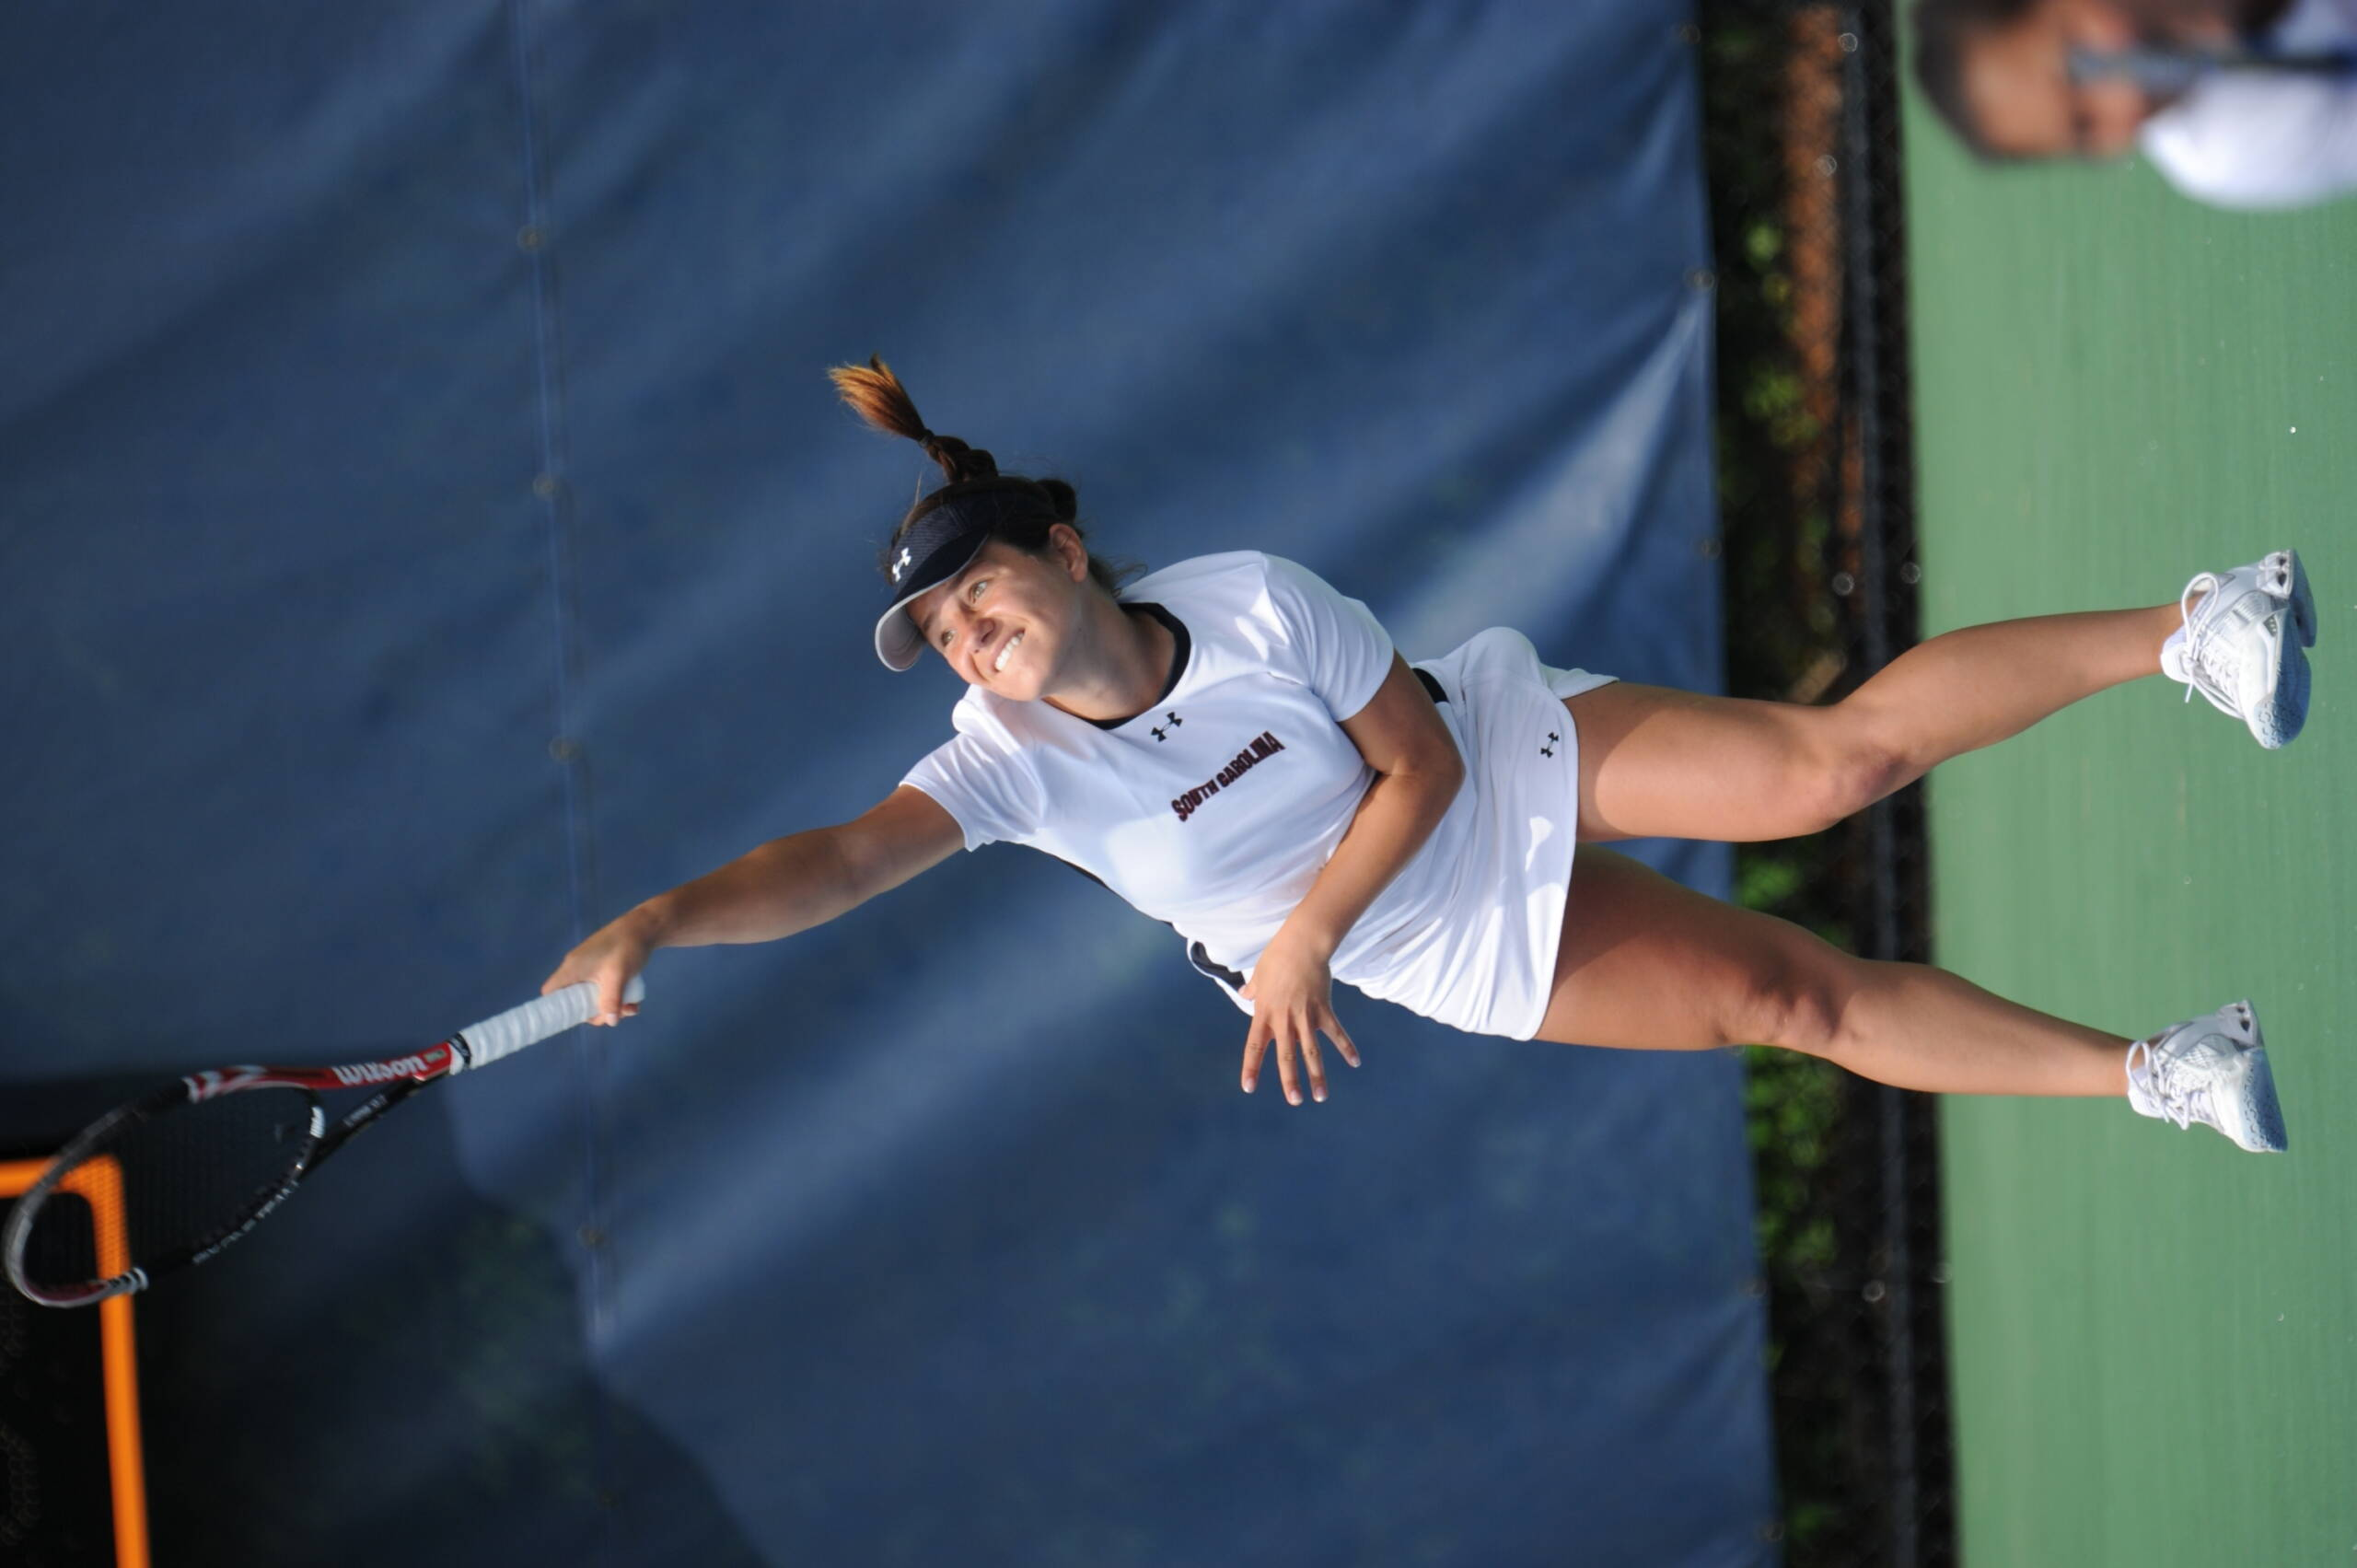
[
  {"x1": 2257, "y1": 639, "x2": 2310, "y2": 749},
  {"x1": 2220, "y1": 999, "x2": 2290, "y2": 1154},
  {"x1": 2250, "y1": 553, "x2": 2313, "y2": 749}
]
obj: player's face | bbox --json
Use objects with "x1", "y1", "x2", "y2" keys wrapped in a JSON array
[
  {"x1": 1960, "y1": 0, "x2": 2162, "y2": 158},
  {"x1": 908, "y1": 531, "x2": 1088, "y2": 700}
]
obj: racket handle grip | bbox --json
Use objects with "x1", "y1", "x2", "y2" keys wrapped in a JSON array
[{"x1": 454, "y1": 977, "x2": 647, "y2": 1072}]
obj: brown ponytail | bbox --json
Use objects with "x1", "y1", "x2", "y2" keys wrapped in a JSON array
[
  {"x1": 830, "y1": 356, "x2": 1140, "y2": 594},
  {"x1": 828, "y1": 355, "x2": 1003, "y2": 487}
]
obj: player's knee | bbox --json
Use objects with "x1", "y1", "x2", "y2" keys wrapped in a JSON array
[
  {"x1": 1790, "y1": 722, "x2": 1910, "y2": 835},
  {"x1": 1725, "y1": 956, "x2": 1844, "y2": 1059}
]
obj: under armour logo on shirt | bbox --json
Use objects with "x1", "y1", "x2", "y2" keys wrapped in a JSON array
[
  {"x1": 892, "y1": 546, "x2": 913, "y2": 583},
  {"x1": 1540, "y1": 730, "x2": 1560, "y2": 758},
  {"x1": 1150, "y1": 712, "x2": 1182, "y2": 742}
]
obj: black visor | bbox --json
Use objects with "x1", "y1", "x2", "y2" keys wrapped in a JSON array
[{"x1": 872, "y1": 487, "x2": 1054, "y2": 671}]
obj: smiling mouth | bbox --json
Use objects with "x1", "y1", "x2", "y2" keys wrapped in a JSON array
[{"x1": 992, "y1": 631, "x2": 1025, "y2": 674}]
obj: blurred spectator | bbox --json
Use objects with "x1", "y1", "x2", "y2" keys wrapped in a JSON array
[{"x1": 1912, "y1": 0, "x2": 2357, "y2": 207}]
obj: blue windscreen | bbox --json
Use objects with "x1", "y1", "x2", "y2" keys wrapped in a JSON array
[{"x1": 0, "y1": 3, "x2": 1771, "y2": 1562}]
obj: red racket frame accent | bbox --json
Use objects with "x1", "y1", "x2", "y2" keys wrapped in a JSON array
[{"x1": 181, "y1": 1041, "x2": 459, "y2": 1101}]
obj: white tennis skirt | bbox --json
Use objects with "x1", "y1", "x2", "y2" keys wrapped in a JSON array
[{"x1": 1335, "y1": 627, "x2": 1612, "y2": 1041}]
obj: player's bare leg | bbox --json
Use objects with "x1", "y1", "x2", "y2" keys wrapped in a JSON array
[
  {"x1": 1563, "y1": 601, "x2": 2181, "y2": 843},
  {"x1": 1530, "y1": 846, "x2": 2126, "y2": 1097}
]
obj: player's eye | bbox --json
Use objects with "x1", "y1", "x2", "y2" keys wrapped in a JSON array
[{"x1": 968, "y1": 578, "x2": 988, "y2": 602}]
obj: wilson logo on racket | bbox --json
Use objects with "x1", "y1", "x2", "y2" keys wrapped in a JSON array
[{"x1": 331, "y1": 1052, "x2": 438, "y2": 1086}]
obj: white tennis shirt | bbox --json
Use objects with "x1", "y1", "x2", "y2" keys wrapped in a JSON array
[
  {"x1": 2140, "y1": 0, "x2": 2357, "y2": 208},
  {"x1": 901, "y1": 552, "x2": 1604, "y2": 1039}
]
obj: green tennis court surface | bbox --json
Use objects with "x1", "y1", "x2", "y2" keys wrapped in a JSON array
[{"x1": 1901, "y1": 97, "x2": 2357, "y2": 1566}]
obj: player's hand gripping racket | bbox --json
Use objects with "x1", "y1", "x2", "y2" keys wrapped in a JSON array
[{"x1": 3, "y1": 978, "x2": 644, "y2": 1308}]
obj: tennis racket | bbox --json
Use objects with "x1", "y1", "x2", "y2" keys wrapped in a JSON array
[
  {"x1": 2067, "y1": 43, "x2": 2357, "y2": 94},
  {"x1": 3, "y1": 977, "x2": 644, "y2": 1308}
]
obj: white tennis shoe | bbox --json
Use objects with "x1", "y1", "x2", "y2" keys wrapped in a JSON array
[
  {"x1": 2159, "y1": 549, "x2": 2316, "y2": 749},
  {"x1": 2124, "y1": 999, "x2": 2288, "y2": 1153}
]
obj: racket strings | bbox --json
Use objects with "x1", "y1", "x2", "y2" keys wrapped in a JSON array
[
  {"x1": 14, "y1": 1089, "x2": 319, "y2": 1295},
  {"x1": 10, "y1": 1190, "x2": 100, "y2": 1296}
]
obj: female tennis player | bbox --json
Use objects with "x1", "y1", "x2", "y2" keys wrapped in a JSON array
[{"x1": 543, "y1": 359, "x2": 2309, "y2": 1152}]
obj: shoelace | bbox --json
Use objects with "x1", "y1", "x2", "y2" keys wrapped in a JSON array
[
  {"x1": 2125, "y1": 1035, "x2": 2212, "y2": 1131},
  {"x1": 2176, "y1": 573, "x2": 2230, "y2": 709},
  {"x1": 2174, "y1": 569, "x2": 2284, "y2": 714}
]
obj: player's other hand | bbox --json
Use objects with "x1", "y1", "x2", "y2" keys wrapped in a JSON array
[
  {"x1": 541, "y1": 912, "x2": 658, "y2": 1025},
  {"x1": 1237, "y1": 933, "x2": 1361, "y2": 1106}
]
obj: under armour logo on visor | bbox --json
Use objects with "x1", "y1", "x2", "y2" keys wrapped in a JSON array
[{"x1": 892, "y1": 547, "x2": 913, "y2": 583}]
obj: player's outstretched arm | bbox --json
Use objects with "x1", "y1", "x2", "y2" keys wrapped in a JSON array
[{"x1": 541, "y1": 786, "x2": 965, "y2": 1023}]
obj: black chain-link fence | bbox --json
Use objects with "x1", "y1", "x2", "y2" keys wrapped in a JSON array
[{"x1": 1695, "y1": 5, "x2": 1953, "y2": 1564}]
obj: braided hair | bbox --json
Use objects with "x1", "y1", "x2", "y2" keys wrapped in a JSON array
[{"x1": 829, "y1": 356, "x2": 1139, "y2": 595}]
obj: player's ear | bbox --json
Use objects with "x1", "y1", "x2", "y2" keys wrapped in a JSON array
[{"x1": 1049, "y1": 522, "x2": 1089, "y2": 581}]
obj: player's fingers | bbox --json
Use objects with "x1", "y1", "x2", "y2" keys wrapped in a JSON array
[
  {"x1": 1326, "y1": 1012, "x2": 1360, "y2": 1069},
  {"x1": 1274, "y1": 1032, "x2": 1302, "y2": 1106},
  {"x1": 594, "y1": 966, "x2": 632, "y2": 1026},
  {"x1": 1300, "y1": 1029, "x2": 1327, "y2": 1103},
  {"x1": 1241, "y1": 1022, "x2": 1271, "y2": 1093}
]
